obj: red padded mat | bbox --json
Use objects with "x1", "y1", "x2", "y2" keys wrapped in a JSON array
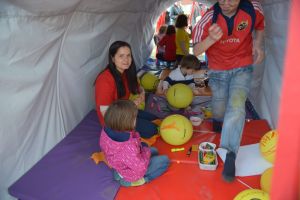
[{"x1": 115, "y1": 120, "x2": 270, "y2": 200}]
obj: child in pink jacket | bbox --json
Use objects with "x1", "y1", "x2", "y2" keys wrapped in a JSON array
[{"x1": 100, "y1": 99, "x2": 169, "y2": 186}]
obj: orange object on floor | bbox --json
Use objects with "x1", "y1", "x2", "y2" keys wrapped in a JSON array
[
  {"x1": 141, "y1": 134, "x2": 160, "y2": 147},
  {"x1": 115, "y1": 120, "x2": 270, "y2": 200},
  {"x1": 91, "y1": 152, "x2": 110, "y2": 167}
]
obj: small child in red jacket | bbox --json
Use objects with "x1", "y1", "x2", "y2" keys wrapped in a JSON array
[
  {"x1": 154, "y1": 25, "x2": 167, "y2": 60},
  {"x1": 158, "y1": 25, "x2": 176, "y2": 62}
]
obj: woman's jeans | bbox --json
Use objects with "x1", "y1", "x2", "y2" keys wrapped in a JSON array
[
  {"x1": 208, "y1": 65, "x2": 253, "y2": 154},
  {"x1": 136, "y1": 109, "x2": 159, "y2": 138}
]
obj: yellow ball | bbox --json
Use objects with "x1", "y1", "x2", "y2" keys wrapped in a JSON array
[
  {"x1": 259, "y1": 130, "x2": 278, "y2": 163},
  {"x1": 160, "y1": 114, "x2": 193, "y2": 146},
  {"x1": 140, "y1": 73, "x2": 159, "y2": 91},
  {"x1": 166, "y1": 83, "x2": 193, "y2": 108},
  {"x1": 234, "y1": 189, "x2": 270, "y2": 200},
  {"x1": 260, "y1": 167, "x2": 273, "y2": 193}
]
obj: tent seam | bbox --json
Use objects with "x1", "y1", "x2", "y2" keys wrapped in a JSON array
[{"x1": 56, "y1": 11, "x2": 76, "y2": 137}]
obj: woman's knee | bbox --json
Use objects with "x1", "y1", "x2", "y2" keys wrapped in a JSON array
[
  {"x1": 138, "y1": 110, "x2": 158, "y2": 121},
  {"x1": 150, "y1": 147, "x2": 159, "y2": 156},
  {"x1": 136, "y1": 118, "x2": 158, "y2": 138}
]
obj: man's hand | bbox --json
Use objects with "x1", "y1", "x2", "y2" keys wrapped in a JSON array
[
  {"x1": 193, "y1": 23, "x2": 223, "y2": 56},
  {"x1": 252, "y1": 45, "x2": 265, "y2": 65},
  {"x1": 253, "y1": 42, "x2": 265, "y2": 65},
  {"x1": 208, "y1": 23, "x2": 223, "y2": 42},
  {"x1": 252, "y1": 30, "x2": 265, "y2": 65}
]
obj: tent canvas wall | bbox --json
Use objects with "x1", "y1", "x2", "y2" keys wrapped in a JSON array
[{"x1": 0, "y1": 0, "x2": 298, "y2": 199}]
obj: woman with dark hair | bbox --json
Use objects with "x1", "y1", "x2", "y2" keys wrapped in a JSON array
[
  {"x1": 175, "y1": 14, "x2": 190, "y2": 63},
  {"x1": 95, "y1": 41, "x2": 158, "y2": 138}
]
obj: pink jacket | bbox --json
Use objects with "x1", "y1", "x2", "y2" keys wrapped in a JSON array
[{"x1": 99, "y1": 128, "x2": 151, "y2": 182}]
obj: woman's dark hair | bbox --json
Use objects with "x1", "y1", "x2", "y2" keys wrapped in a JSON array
[
  {"x1": 175, "y1": 14, "x2": 188, "y2": 28},
  {"x1": 166, "y1": 25, "x2": 176, "y2": 35},
  {"x1": 104, "y1": 99, "x2": 138, "y2": 131},
  {"x1": 95, "y1": 41, "x2": 139, "y2": 98}
]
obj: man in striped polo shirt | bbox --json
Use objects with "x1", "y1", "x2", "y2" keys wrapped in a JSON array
[{"x1": 192, "y1": 0, "x2": 265, "y2": 182}]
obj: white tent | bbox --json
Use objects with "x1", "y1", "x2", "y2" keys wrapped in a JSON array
[{"x1": 0, "y1": 0, "x2": 298, "y2": 199}]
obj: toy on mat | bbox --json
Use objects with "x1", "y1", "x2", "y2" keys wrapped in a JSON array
[
  {"x1": 198, "y1": 142, "x2": 218, "y2": 170},
  {"x1": 186, "y1": 146, "x2": 192, "y2": 156},
  {"x1": 189, "y1": 116, "x2": 203, "y2": 126},
  {"x1": 160, "y1": 114, "x2": 193, "y2": 146},
  {"x1": 260, "y1": 167, "x2": 273, "y2": 193},
  {"x1": 201, "y1": 106, "x2": 212, "y2": 119},
  {"x1": 91, "y1": 152, "x2": 110, "y2": 167},
  {"x1": 171, "y1": 147, "x2": 185, "y2": 152},
  {"x1": 234, "y1": 189, "x2": 269, "y2": 200},
  {"x1": 141, "y1": 134, "x2": 160, "y2": 146},
  {"x1": 199, "y1": 143, "x2": 215, "y2": 164},
  {"x1": 186, "y1": 145, "x2": 199, "y2": 156},
  {"x1": 166, "y1": 83, "x2": 193, "y2": 108},
  {"x1": 259, "y1": 130, "x2": 278, "y2": 163}
]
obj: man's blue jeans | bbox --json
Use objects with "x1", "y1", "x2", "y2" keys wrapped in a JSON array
[{"x1": 208, "y1": 65, "x2": 253, "y2": 154}]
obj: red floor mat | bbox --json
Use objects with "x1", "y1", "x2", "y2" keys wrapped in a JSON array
[{"x1": 115, "y1": 120, "x2": 270, "y2": 200}]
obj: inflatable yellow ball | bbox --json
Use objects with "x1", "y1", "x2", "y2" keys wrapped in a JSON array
[
  {"x1": 166, "y1": 83, "x2": 193, "y2": 108},
  {"x1": 260, "y1": 167, "x2": 273, "y2": 193},
  {"x1": 140, "y1": 72, "x2": 159, "y2": 91},
  {"x1": 160, "y1": 114, "x2": 193, "y2": 146},
  {"x1": 259, "y1": 130, "x2": 278, "y2": 163},
  {"x1": 234, "y1": 189, "x2": 270, "y2": 200}
]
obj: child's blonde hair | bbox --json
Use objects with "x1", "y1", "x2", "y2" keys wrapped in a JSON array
[
  {"x1": 104, "y1": 100, "x2": 138, "y2": 131},
  {"x1": 180, "y1": 54, "x2": 200, "y2": 70}
]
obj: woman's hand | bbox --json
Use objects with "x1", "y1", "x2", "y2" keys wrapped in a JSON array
[
  {"x1": 132, "y1": 89, "x2": 145, "y2": 107},
  {"x1": 133, "y1": 98, "x2": 142, "y2": 107},
  {"x1": 139, "y1": 87, "x2": 145, "y2": 102}
]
